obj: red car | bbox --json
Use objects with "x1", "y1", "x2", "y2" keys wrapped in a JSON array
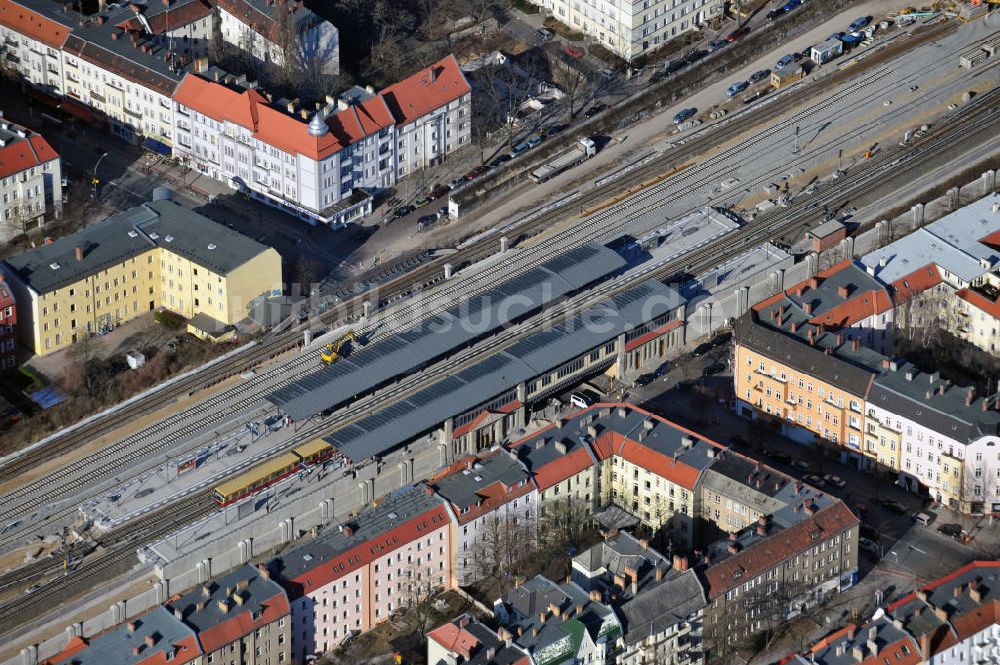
[
  {"x1": 427, "y1": 184, "x2": 449, "y2": 200},
  {"x1": 465, "y1": 165, "x2": 488, "y2": 180},
  {"x1": 726, "y1": 27, "x2": 750, "y2": 42}
]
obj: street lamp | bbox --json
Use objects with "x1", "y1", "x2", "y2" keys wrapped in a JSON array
[{"x1": 91, "y1": 151, "x2": 108, "y2": 199}]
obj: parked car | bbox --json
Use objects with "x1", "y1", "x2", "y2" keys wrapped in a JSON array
[
  {"x1": 584, "y1": 104, "x2": 606, "y2": 118},
  {"x1": 711, "y1": 332, "x2": 732, "y2": 347},
  {"x1": 508, "y1": 142, "x2": 530, "y2": 157},
  {"x1": 881, "y1": 499, "x2": 907, "y2": 515},
  {"x1": 526, "y1": 135, "x2": 543, "y2": 148},
  {"x1": 708, "y1": 39, "x2": 728, "y2": 51},
  {"x1": 633, "y1": 373, "x2": 655, "y2": 387},
  {"x1": 417, "y1": 214, "x2": 438, "y2": 225},
  {"x1": 691, "y1": 341, "x2": 712, "y2": 356},
  {"x1": 804, "y1": 474, "x2": 826, "y2": 488},
  {"x1": 427, "y1": 184, "x2": 449, "y2": 200},
  {"x1": 776, "y1": 54, "x2": 795, "y2": 69},
  {"x1": 536, "y1": 28, "x2": 554, "y2": 41},
  {"x1": 783, "y1": 0, "x2": 801, "y2": 11},
  {"x1": 852, "y1": 502, "x2": 870, "y2": 517},
  {"x1": 766, "y1": 8, "x2": 784, "y2": 20},
  {"x1": 791, "y1": 459, "x2": 811, "y2": 472},
  {"x1": 569, "y1": 390, "x2": 600, "y2": 409},
  {"x1": 915, "y1": 511, "x2": 936, "y2": 527},
  {"x1": 859, "y1": 523, "x2": 878, "y2": 539},
  {"x1": 764, "y1": 449, "x2": 792, "y2": 464},
  {"x1": 414, "y1": 196, "x2": 431, "y2": 207},
  {"x1": 650, "y1": 70, "x2": 668, "y2": 84},
  {"x1": 665, "y1": 60, "x2": 687, "y2": 74},
  {"x1": 726, "y1": 27, "x2": 750, "y2": 42},
  {"x1": 448, "y1": 176, "x2": 467, "y2": 190},
  {"x1": 392, "y1": 205, "x2": 415, "y2": 218},
  {"x1": 654, "y1": 361, "x2": 671, "y2": 377},
  {"x1": 749, "y1": 68, "x2": 771, "y2": 83},
  {"x1": 701, "y1": 361, "x2": 726, "y2": 377},
  {"x1": 544, "y1": 123, "x2": 569, "y2": 137},
  {"x1": 465, "y1": 165, "x2": 488, "y2": 180},
  {"x1": 859, "y1": 537, "x2": 879, "y2": 554},
  {"x1": 685, "y1": 49, "x2": 708, "y2": 63},
  {"x1": 726, "y1": 80, "x2": 750, "y2": 97},
  {"x1": 437, "y1": 206, "x2": 448, "y2": 217},
  {"x1": 938, "y1": 523, "x2": 963, "y2": 538},
  {"x1": 823, "y1": 474, "x2": 847, "y2": 488},
  {"x1": 849, "y1": 16, "x2": 870, "y2": 31}
]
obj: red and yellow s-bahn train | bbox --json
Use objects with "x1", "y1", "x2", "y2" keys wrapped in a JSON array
[{"x1": 212, "y1": 439, "x2": 333, "y2": 506}]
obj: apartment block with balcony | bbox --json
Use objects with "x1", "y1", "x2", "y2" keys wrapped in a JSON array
[
  {"x1": 0, "y1": 115, "x2": 61, "y2": 239},
  {"x1": 428, "y1": 450, "x2": 537, "y2": 587},
  {"x1": 531, "y1": 0, "x2": 724, "y2": 62},
  {"x1": 794, "y1": 561, "x2": 1000, "y2": 665},
  {"x1": 171, "y1": 55, "x2": 471, "y2": 225},
  {"x1": 0, "y1": 278, "x2": 16, "y2": 368},
  {"x1": 274, "y1": 486, "x2": 454, "y2": 661}
]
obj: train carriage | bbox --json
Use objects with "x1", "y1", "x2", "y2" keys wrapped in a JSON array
[{"x1": 212, "y1": 440, "x2": 333, "y2": 506}]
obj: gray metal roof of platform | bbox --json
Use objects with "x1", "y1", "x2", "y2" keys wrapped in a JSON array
[
  {"x1": 268, "y1": 244, "x2": 625, "y2": 421},
  {"x1": 325, "y1": 280, "x2": 682, "y2": 463}
]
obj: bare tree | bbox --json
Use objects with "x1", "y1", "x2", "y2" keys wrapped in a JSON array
[
  {"x1": 537, "y1": 496, "x2": 590, "y2": 553},
  {"x1": 472, "y1": 511, "x2": 537, "y2": 592},
  {"x1": 470, "y1": 49, "x2": 549, "y2": 155},
  {"x1": 552, "y1": 65, "x2": 588, "y2": 120},
  {"x1": 267, "y1": 0, "x2": 299, "y2": 92}
]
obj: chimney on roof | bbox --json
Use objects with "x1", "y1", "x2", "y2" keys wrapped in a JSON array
[
  {"x1": 127, "y1": 621, "x2": 138, "y2": 633},
  {"x1": 233, "y1": 591, "x2": 245, "y2": 606},
  {"x1": 852, "y1": 338, "x2": 859, "y2": 351},
  {"x1": 532, "y1": 625, "x2": 540, "y2": 638},
  {"x1": 75, "y1": 245, "x2": 83, "y2": 261},
  {"x1": 838, "y1": 285, "x2": 849, "y2": 299},
  {"x1": 882, "y1": 358, "x2": 891, "y2": 369},
  {"x1": 429, "y1": 65, "x2": 438, "y2": 82},
  {"x1": 144, "y1": 635, "x2": 156, "y2": 648},
  {"x1": 926, "y1": 389, "x2": 933, "y2": 400},
  {"x1": 803, "y1": 302, "x2": 813, "y2": 315},
  {"x1": 892, "y1": 618, "x2": 903, "y2": 629},
  {"x1": 614, "y1": 573, "x2": 626, "y2": 590},
  {"x1": 970, "y1": 585, "x2": 982, "y2": 604},
  {"x1": 727, "y1": 541, "x2": 740, "y2": 554},
  {"x1": 173, "y1": 607, "x2": 183, "y2": 620},
  {"x1": 656, "y1": 566, "x2": 664, "y2": 582},
  {"x1": 916, "y1": 590, "x2": 927, "y2": 602},
  {"x1": 679, "y1": 556, "x2": 689, "y2": 571},
  {"x1": 112, "y1": 30, "x2": 119, "y2": 39},
  {"x1": 837, "y1": 332, "x2": 845, "y2": 346},
  {"x1": 96, "y1": 14, "x2": 106, "y2": 24},
  {"x1": 847, "y1": 625, "x2": 856, "y2": 640},
  {"x1": 790, "y1": 321, "x2": 799, "y2": 333},
  {"x1": 835, "y1": 642, "x2": 846, "y2": 657},
  {"x1": 983, "y1": 398, "x2": 991, "y2": 412},
  {"x1": 132, "y1": 647, "x2": 141, "y2": 657},
  {"x1": 548, "y1": 602, "x2": 562, "y2": 619},
  {"x1": 852, "y1": 646, "x2": 865, "y2": 661},
  {"x1": 934, "y1": 606, "x2": 948, "y2": 621},
  {"x1": 539, "y1": 611, "x2": 547, "y2": 624},
  {"x1": 575, "y1": 603, "x2": 584, "y2": 617},
  {"x1": 218, "y1": 598, "x2": 231, "y2": 613},
  {"x1": 257, "y1": 563, "x2": 270, "y2": 579},
  {"x1": 590, "y1": 589, "x2": 601, "y2": 602},
  {"x1": 905, "y1": 370, "x2": 915, "y2": 381},
  {"x1": 770, "y1": 308, "x2": 777, "y2": 320},
  {"x1": 967, "y1": 388, "x2": 976, "y2": 406}
]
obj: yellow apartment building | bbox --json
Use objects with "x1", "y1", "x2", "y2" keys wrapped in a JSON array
[{"x1": 2, "y1": 196, "x2": 281, "y2": 355}]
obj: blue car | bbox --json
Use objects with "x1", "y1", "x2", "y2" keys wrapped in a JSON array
[
  {"x1": 673, "y1": 108, "x2": 697, "y2": 124},
  {"x1": 783, "y1": 0, "x2": 800, "y2": 10},
  {"x1": 726, "y1": 81, "x2": 749, "y2": 97},
  {"x1": 849, "y1": 16, "x2": 870, "y2": 31},
  {"x1": 709, "y1": 39, "x2": 728, "y2": 51},
  {"x1": 775, "y1": 54, "x2": 795, "y2": 69}
]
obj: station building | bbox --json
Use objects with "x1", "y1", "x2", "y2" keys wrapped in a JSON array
[{"x1": 1, "y1": 194, "x2": 281, "y2": 355}]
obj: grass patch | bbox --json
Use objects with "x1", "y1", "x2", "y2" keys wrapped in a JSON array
[
  {"x1": 588, "y1": 43, "x2": 623, "y2": 67},
  {"x1": 19, "y1": 365, "x2": 47, "y2": 388},
  {"x1": 511, "y1": 0, "x2": 540, "y2": 14},
  {"x1": 154, "y1": 310, "x2": 185, "y2": 330},
  {"x1": 543, "y1": 17, "x2": 585, "y2": 41}
]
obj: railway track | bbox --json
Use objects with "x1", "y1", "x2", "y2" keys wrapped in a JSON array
[
  {"x1": 2, "y1": 80, "x2": 994, "y2": 637},
  {"x1": 0, "y1": 20, "x2": 956, "y2": 500},
  {"x1": 0, "y1": 20, "x2": 975, "y2": 562}
]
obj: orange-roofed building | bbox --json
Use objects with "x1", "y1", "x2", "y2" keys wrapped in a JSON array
[
  {"x1": 427, "y1": 613, "x2": 530, "y2": 665},
  {"x1": 0, "y1": 116, "x2": 62, "y2": 235},
  {"x1": 274, "y1": 486, "x2": 454, "y2": 661},
  {"x1": 171, "y1": 54, "x2": 470, "y2": 226},
  {"x1": 428, "y1": 448, "x2": 537, "y2": 586}
]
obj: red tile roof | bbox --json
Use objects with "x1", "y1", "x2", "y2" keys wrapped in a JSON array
[
  {"x1": 0, "y1": 132, "x2": 59, "y2": 179},
  {"x1": 380, "y1": 55, "x2": 471, "y2": 125},
  {"x1": 957, "y1": 288, "x2": 1000, "y2": 321},
  {"x1": 291, "y1": 504, "x2": 451, "y2": 595},
  {"x1": 890, "y1": 264, "x2": 942, "y2": 302},
  {"x1": 135, "y1": 636, "x2": 201, "y2": 665},
  {"x1": 427, "y1": 621, "x2": 482, "y2": 658},
  {"x1": 703, "y1": 501, "x2": 858, "y2": 599},
  {"x1": 0, "y1": 0, "x2": 71, "y2": 49},
  {"x1": 619, "y1": 438, "x2": 702, "y2": 490},
  {"x1": 528, "y1": 446, "x2": 593, "y2": 491},
  {"x1": 887, "y1": 561, "x2": 1000, "y2": 612},
  {"x1": 808, "y1": 289, "x2": 892, "y2": 329},
  {"x1": 116, "y1": 0, "x2": 213, "y2": 35},
  {"x1": 195, "y1": 590, "x2": 290, "y2": 653}
]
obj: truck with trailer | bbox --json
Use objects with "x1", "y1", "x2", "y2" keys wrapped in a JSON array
[{"x1": 529, "y1": 137, "x2": 597, "y2": 183}]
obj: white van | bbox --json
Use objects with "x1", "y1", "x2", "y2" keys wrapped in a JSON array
[{"x1": 915, "y1": 512, "x2": 934, "y2": 527}]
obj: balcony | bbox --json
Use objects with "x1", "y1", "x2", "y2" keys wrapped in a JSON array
[{"x1": 90, "y1": 90, "x2": 105, "y2": 103}]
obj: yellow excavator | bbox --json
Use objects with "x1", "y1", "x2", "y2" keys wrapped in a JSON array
[{"x1": 320, "y1": 330, "x2": 358, "y2": 365}]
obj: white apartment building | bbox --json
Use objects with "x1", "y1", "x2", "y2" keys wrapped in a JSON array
[
  {"x1": 532, "y1": 0, "x2": 724, "y2": 61},
  {"x1": 280, "y1": 489, "x2": 454, "y2": 661},
  {"x1": 171, "y1": 55, "x2": 471, "y2": 225},
  {"x1": 0, "y1": 115, "x2": 62, "y2": 240},
  {"x1": 216, "y1": 0, "x2": 338, "y2": 79},
  {"x1": 0, "y1": 0, "x2": 337, "y2": 150}
]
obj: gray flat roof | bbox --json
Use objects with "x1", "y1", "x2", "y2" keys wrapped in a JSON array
[
  {"x1": 165, "y1": 564, "x2": 286, "y2": 633},
  {"x1": 269, "y1": 243, "x2": 626, "y2": 421},
  {"x1": 430, "y1": 451, "x2": 529, "y2": 513},
  {"x1": 324, "y1": 280, "x2": 681, "y2": 463},
  {"x1": 3, "y1": 198, "x2": 271, "y2": 294}
]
